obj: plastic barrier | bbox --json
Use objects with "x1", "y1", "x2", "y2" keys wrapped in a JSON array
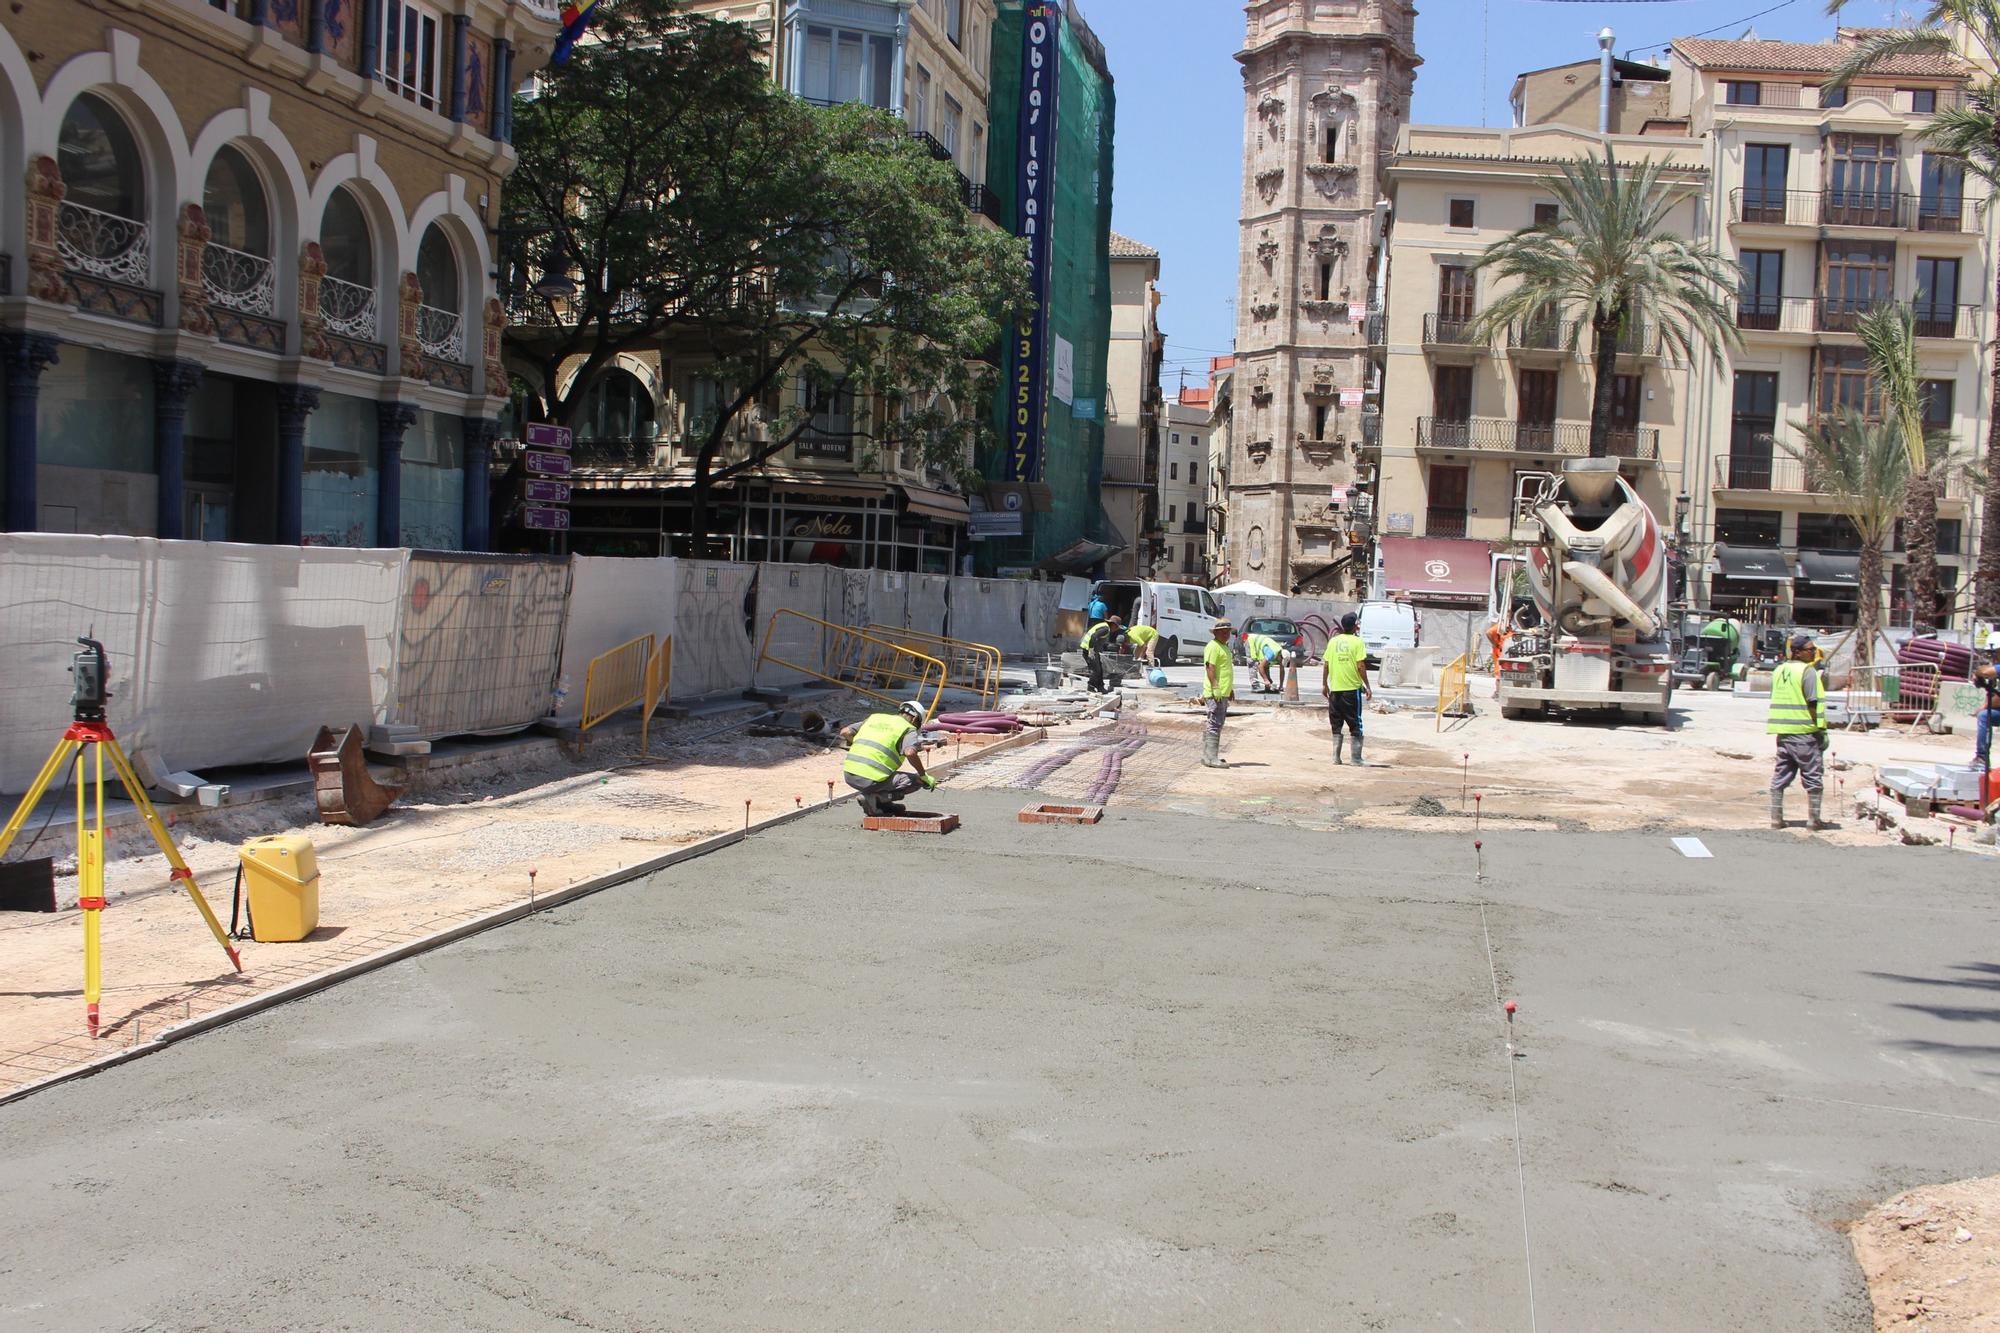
[
  {"x1": 581, "y1": 634, "x2": 656, "y2": 732},
  {"x1": 758, "y1": 610, "x2": 948, "y2": 719},
  {"x1": 1437, "y1": 653, "x2": 1471, "y2": 728}
]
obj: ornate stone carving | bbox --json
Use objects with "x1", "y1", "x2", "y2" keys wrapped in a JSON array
[
  {"x1": 482, "y1": 296, "x2": 506, "y2": 396},
  {"x1": 1250, "y1": 296, "x2": 1280, "y2": 322},
  {"x1": 1304, "y1": 363, "x2": 1338, "y2": 398},
  {"x1": 299, "y1": 239, "x2": 330, "y2": 361},
  {"x1": 1257, "y1": 92, "x2": 1286, "y2": 140},
  {"x1": 1249, "y1": 369, "x2": 1273, "y2": 405},
  {"x1": 176, "y1": 203, "x2": 214, "y2": 336},
  {"x1": 1255, "y1": 168, "x2": 1285, "y2": 203},
  {"x1": 1255, "y1": 233, "x2": 1279, "y2": 269},
  {"x1": 24, "y1": 156, "x2": 71, "y2": 306},
  {"x1": 397, "y1": 271, "x2": 425, "y2": 379}
]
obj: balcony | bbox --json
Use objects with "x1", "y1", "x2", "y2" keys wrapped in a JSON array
[
  {"x1": 1422, "y1": 313, "x2": 1485, "y2": 351},
  {"x1": 202, "y1": 241, "x2": 284, "y2": 352},
  {"x1": 572, "y1": 438, "x2": 663, "y2": 469},
  {"x1": 1714, "y1": 453, "x2": 1818, "y2": 494},
  {"x1": 1613, "y1": 321, "x2": 1660, "y2": 359},
  {"x1": 1815, "y1": 297, "x2": 1980, "y2": 338},
  {"x1": 1418, "y1": 415, "x2": 1659, "y2": 462},
  {"x1": 1180, "y1": 516, "x2": 1206, "y2": 534},
  {"x1": 418, "y1": 303, "x2": 468, "y2": 389},
  {"x1": 57, "y1": 200, "x2": 160, "y2": 326},
  {"x1": 1360, "y1": 415, "x2": 1382, "y2": 452},
  {"x1": 320, "y1": 275, "x2": 379, "y2": 341},
  {"x1": 1729, "y1": 187, "x2": 1977, "y2": 233},
  {"x1": 1426, "y1": 509, "x2": 1469, "y2": 540},
  {"x1": 965, "y1": 182, "x2": 1005, "y2": 226},
  {"x1": 1507, "y1": 317, "x2": 1580, "y2": 355},
  {"x1": 912, "y1": 130, "x2": 954, "y2": 163},
  {"x1": 1364, "y1": 309, "x2": 1385, "y2": 346}
]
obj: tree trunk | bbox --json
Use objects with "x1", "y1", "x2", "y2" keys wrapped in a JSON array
[
  {"x1": 1981, "y1": 255, "x2": 2000, "y2": 622},
  {"x1": 1586, "y1": 312, "x2": 1621, "y2": 459},
  {"x1": 1904, "y1": 468, "x2": 1941, "y2": 635},
  {"x1": 1856, "y1": 535, "x2": 1883, "y2": 674}
]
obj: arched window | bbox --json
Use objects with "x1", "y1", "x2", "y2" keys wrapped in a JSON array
[
  {"x1": 318, "y1": 186, "x2": 377, "y2": 341},
  {"x1": 201, "y1": 145, "x2": 275, "y2": 315},
  {"x1": 576, "y1": 367, "x2": 656, "y2": 442},
  {"x1": 56, "y1": 92, "x2": 148, "y2": 286},
  {"x1": 415, "y1": 223, "x2": 463, "y2": 362}
]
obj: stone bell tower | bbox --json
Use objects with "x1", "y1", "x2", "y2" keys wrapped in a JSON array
[{"x1": 1229, "y1": 0, "x2": 1418, "y2": 594}]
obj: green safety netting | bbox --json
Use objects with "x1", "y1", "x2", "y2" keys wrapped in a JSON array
[{"x1": 980, "y1": 0, "x2": 1116, "y2": 573}]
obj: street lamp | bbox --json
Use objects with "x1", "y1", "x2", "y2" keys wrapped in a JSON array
[{"x1": 531, "y1": 244, "x2": 577, "y2": 302}]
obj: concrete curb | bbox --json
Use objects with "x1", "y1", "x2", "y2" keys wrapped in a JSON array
[{"x1": 0, "y1": 725, "x2": 1050, "y2": 1108}]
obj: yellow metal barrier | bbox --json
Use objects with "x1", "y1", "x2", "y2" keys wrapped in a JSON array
[
  {"x1": 759, "y1": 609, "x2": 948, "y2": 719},
  {"x1": 640, "y1": 635, "x2": 673, "y2": 751},
  {"x1": 581, "y1": 634, "x2": 655, "y2": 732},
  {"x1": 1437, "y1": 652, "x2": 1471, "y2": 729},
  {"x1": 862, "y1": 624, "x2": 1002, "y2": 707}
]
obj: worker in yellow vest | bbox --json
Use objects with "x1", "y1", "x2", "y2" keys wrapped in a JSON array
[
  {"x1": 1768, "y1": 634, "x2": 1828, "y2": 831},
  {"x1": 1079, "y1": 615, "x2": 1126, "y2": 694},
  {"x1": 1123, "y1": 622, "x2": 1161, "y2": 665},
  {"x1": 841, "y1": 700, "x2": 935, "y2": 818},
  {"x1": 1201, "y1": 620, "x2": 1235, "y2": 768},
  {"x1": 1244, "y1": 632, "x2": 1284, "y2": 693},
  {"x1": 1323, "y1": 611, "x2": 1374, "y2": 766}
]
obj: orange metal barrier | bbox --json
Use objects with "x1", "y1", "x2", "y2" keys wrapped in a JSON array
[
  {"x1": 581, "y1": 634, "x2": 655, "y2": 733},
  {"x1": 640, "y1": 635, "x2": 673, "y2": 751},
  {"x1": 862, "y1": 624, "x2": 1001, "y2": 707},
  {"x1": 1437, "y1": 652, "x2": 1471, "y2": 729},
  {"x1": 759, "y1": 610, "x2": 948, "y2": 719}
]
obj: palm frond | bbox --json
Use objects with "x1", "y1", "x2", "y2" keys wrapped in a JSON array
[
  {"x1": 1855, "y1": 303, "x2": 1930, "y2": 471},
  {"x1": 1780, "y1": 406, "x2": 1910, "y2": 544}
]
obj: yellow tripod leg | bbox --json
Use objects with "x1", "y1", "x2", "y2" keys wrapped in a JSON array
[
  {"x1": 102, "y1": 737, "x2": 242, "y2": 973},
  {"x1": 80, "y1": 742, "x2": 103, "y2": 1036},
  {"x1": 0, "y1": 737, "x2": 82, "y2": 861}
]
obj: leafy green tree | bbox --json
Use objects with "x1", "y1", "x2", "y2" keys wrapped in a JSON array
[
  {"x1": 1468, "y1": 151, "x2": 1740, "y2": 458},
  {"x1": 1783, "y1": 408, "x2": 1915, "y2": 669},
  {"x1": 1826, "y1": 2, "x2": 2000, "y2": 620},
  {"x1": 1856, "y1": 303, "x2": 1948, "y2": 633},
  {"x1": 505, "y1": 0, "x2": 1027, "y2": 550}
]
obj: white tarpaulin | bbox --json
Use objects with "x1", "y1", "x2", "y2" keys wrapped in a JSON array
[
  {"x1": 0, "y1": 535, "x2": 404, "y2": 793},
  {"x1": 388, "y1": 553, "x2": 570, "y2": 738},
  {"x1": 550, "y1": 556, "x2": 678, "y2": 724}
]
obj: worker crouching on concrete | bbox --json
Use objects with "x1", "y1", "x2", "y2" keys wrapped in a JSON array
[
  {"x1": 1324, "y1": 611, "x2": 1373, "y2": 766},
  {"x1": 841, "y1": 701, "x2": 936, "y2": 818},
  {"x1": 1245, "y1": 632, "x2": 1284, "y2": 694},
  {"x1": 1201, "y1": 620, "x2": 1235, "y2": 768},
  {"x1": 1768, "y1": 633, "x2": 1829, "y2": 831},
  {"x1": 1080, "y1": 615, "x2": 1126, "y2": 694}
]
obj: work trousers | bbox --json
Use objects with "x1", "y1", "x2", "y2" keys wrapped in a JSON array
[
  {"x1": 846, "y1": 769, "x2": 921, "y2": 812},
  {"x1": 1085, "y1": 650, "x2": 1107, "y2": 693},
  {"x1": 1975, "y1": 707, "x2": 2000, "y2": 762},
  {"x1": 1203, "y1": 695, "x2": 1229, "y2": 736},
  {"x1": 1770, "y1": 733, "x2": 1824, "y2": 794},
  {"x1": 1328, "y1": 689, "x2": 1366, "y2": 741}
]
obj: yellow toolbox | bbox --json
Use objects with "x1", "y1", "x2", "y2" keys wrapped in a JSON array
[{"x1": 237, "y1": 835, "x2": 320, "y2": 943}]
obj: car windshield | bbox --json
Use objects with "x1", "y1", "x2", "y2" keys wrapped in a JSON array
[{"x1": 1244, "y1": 620, "x2": 1296, "y2": 637}]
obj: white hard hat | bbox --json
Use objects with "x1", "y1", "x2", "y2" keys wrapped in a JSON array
[{"x1": 899, "y1": 700, "x2": 926, "y2": 723}]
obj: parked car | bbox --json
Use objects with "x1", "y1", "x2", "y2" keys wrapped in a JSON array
[
  {"x1": 1235, "y1": 616, "x2": 1307, "y2": 665},
  {"x1": 1089, "y1": 579, "x2": 1224, "y2": 665}
]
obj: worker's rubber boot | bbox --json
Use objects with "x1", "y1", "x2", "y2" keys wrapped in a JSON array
[
  {"x1": 1349, "y1": 736, "x2": 1365, "y2": 767},
  {"x1": 859, "y1": 793, "x2": 885, "y2": 819},
  {"x1": 1769, "y1": 791, "x2": 1785, "y2": 830},
  {"x1": 1808, "y1": 791, "x2": 1828, "y2": 832},
  {"x1": 1202, "y1": 733, "x2": 1224, "y2": 768},
  {"x1": 1332, "y1": 736, "x2": 1344, "y2": 765}
]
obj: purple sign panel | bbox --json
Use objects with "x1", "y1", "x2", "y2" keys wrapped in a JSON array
[
  {"x1": 523, "y1": 506, "x2": 572, "y2": 531},
  {"x1": 524, "y1": 422, "x2": 573, "y2": 450},
  {"x1": 524, "y1": 479, "x2": 572, "y2": 504},
  {"x1": 523, "y1": 450, "x2": 572, "y2": 476}
]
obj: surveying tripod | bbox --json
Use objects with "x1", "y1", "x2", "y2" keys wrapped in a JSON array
[{"x1": 0, "y1": 638, "x2": 240, "y2": 1036}]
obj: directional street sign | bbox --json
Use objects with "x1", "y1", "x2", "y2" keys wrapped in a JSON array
[
  {"x1": 524, "y1": 479, "x2": 572, "y2": 504},
  {"x1": 524, "y1": 423, "x2": 573, "y2": 450},
  {"x1": 523, "y1": 506, "x2": 572, "y2": 531},
  {"x1": 523, "y1": 449, "x2": 572, "y2": 476}
]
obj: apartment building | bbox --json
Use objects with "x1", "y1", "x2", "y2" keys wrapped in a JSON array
[
  {"x1": 0, "y1": 0, "x2": 559, "y2": 548},
  {"x1": 1229, "y1": 0, "x2": 1417, "y2": 597},
  {"x1": 1157, "y1": 397, "x2": 1211, "y2": 580},
  {"x1": 1669, "y1": 34, "x2": 1989, "y2": 630},
  {"x1": 1509, "y1": 55, "x2": 1675, "y2": 136},
  {"x1": 549, "y1": 0, "x2": 1002, "y2": 567},
  {"x1": 1101, "y1": 232, "x2": 1162, "y2": 579},
  {"x1": 1373, "y1": 123, "x2": 1705, "y2": 601}
]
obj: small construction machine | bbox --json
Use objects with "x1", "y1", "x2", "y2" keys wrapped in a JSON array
[
  {"x1": 1496, "y1": 460, "x2": 1673, "y2": 726},
  {"x1": 1670, "y1": 632, "x2": 1737, "y2": 692}
]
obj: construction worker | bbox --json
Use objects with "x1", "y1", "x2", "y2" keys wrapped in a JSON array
[
  {"x1": 1201, "y1": 619, "x2": 1235, "y2": 768},
  {"x1": 1972, "y1": 632, "x2": 2000, "y2": 769},
  {"x1": 1123, "y1": 622, "x2": 1161, "y2": 665},
  {"x1": 1323, "y1": 611, "x2": 1373, "y2": 765},
  {"x1": 1244, "y1": 630, "x2": 1284, "y2": 693},
  {"x1": 1079, "y1": 614, "x2": 1126, "y2": 694},
  {"x1": 1086, "y1": 589, "x2": 1109, "y2": 624},
  {"x1": 840, "y1": 700, "x2": 936, "y2": 818},
  {"x1": 1768, "y1": 633, "x2": 1828, "y2": 831}
]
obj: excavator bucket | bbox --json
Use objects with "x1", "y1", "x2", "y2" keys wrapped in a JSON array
[{"x1": 307, "y1": 724, "x2": 403, "y2": 827}]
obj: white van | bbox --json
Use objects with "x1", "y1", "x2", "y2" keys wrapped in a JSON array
[
  {"x1": 1356, "y1": 600, "x2": 1419, "y2": 657},
  {"x1": 1090, "y1": 579, "x2": 1224, "y2": 665}
]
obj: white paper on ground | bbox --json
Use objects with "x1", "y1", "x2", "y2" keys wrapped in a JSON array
[{"x1": 1672, "y1": 837, "x2": 1713, "y2": 859}]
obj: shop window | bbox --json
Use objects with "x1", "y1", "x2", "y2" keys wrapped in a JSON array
[
  {"x1": 303, "y1": 392, "x2": 380, "y2": 547},
  {"x1": 401, "y1": 408, "x2": 465, "y2": 550},
  {"x1": 37, "y1": 346, "x2": 153, "y2": 473}
]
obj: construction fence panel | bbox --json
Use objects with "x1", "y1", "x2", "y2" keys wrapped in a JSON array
[
  {"x1": 551, "y1": 556, "x2": 678, "y2": 725},
  {"x1": 673, "y1": 560, "x2": 757, "y2": 699},
  {"x1": 838, "y1": 570, "x2": 875, "y2": 635},
  {"x1": 1027, "y1": 581, "x2": 1067, "y2": 655},
  {"x1": 908, "y1": 574, "x2": 950, "y2": 637},
  {"x1": 867, "y1": 571, "x2": 911, "y2": 632},
  {"x1": 389, "y1": 553, "x2": 570, "y2": 738},
  {"x1": 946, "y1": 576, "x2": 1033, "y2": 655},
  {"x1": 754, "y1": 563, "x2": 840, "y2": 688},
  {"x1": 0, "y1": 535, "x2": 404, "y2": 794},
  {"x1": 1419, "y1": 609, "x2": 1483, "y2": 665}
]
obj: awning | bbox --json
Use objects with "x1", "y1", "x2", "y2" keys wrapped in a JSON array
[
  {"x1": 1795, "y1": 549, "x2": 1862, "y2": 587},
  {"x1": 1712, "y1": 542, "x2": 1792, "y2": 583},
  {"x1": 1378, "y1": 536, "x2": 1492, "y2": 604},
  {"x1": 901, "y1": 485, "x2": 971, "y2": 523},
  {"x1": 1037, "y1": 538, "x2": 1124, "y2": 575}
]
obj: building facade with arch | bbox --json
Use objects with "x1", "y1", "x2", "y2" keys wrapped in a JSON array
[{"x1": 0, "y1": 0, "x2": 560, "y2": 549}]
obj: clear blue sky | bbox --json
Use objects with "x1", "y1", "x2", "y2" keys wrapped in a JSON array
[{"x1": 1081, "y1": 0, "x2": 1911, "y2": 392}]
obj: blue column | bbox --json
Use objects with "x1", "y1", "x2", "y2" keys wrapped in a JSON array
[
  {"x1": 377, "y1": 401, "x2": 414, "y2": 547},
  {"x1": 151, "y1": 359, "x2": 204, "y2": 540},
  {"x1": 493, "y1": 40, "x2": 514, "y2": 142},
  {"x1": 450, "y1": 15, "x2": 469, "y2": 123},
  {"x1": 1, "y1": 334, "x2": 60, "y2": 533},
  {"x1": 362, "y1": 0, "x2": 383, "y2": 82},
  {"x1": 248, "y1": 0, "x2": 270, "y2": 26},
  {"x1": 307, "y1": 0, "x2": 326, "y2": 55},
  {"x1": 460, "y1": 415, "x2": 495, "y2": 552},
  {"x1": 276, "y1": 384, "x2": 320, "y2": 546}
]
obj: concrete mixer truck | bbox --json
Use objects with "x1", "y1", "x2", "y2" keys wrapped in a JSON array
[{"x1": 1495, "y1": 458, "x2": 1673, "y2": 726}]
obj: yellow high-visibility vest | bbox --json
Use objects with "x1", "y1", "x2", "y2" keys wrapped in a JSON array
[
  {"x1": 1081, "y1": 621, "x2": 1119, "y2": 651},
  {"x1": 1767, "y1": 661, "x2": 1819, "y2": 735},
  {"x1": 843, "y1": 713, "x2": 915, "y2": 782}
]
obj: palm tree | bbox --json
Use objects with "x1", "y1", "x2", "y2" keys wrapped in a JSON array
[
  {"x1": 1468, "y1": 150, "x2": 1741, "y2": 458},
  {"x1": 1856, "y1": 303, "x2": 1946, "y2": 633},
  {"x1": 1783, "y1": 409, "x2": 1913, "y2": 671},
  {"x1": 1827, "y1": 3, "x2": 2000, "y2": 620}
]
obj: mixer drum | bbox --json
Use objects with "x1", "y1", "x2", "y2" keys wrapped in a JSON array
[{"x1": 1523, "y1": 461, "x2": 1665, "y2": 639}]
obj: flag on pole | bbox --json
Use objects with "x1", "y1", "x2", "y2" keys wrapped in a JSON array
[{"x1": 551, "y1": 0, "x2": 601, "y2": 65}]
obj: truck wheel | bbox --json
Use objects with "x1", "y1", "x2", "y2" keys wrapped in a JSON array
[
  {"x1": 1502, "y1": 704, "x2": 1534, "y2": 721},
  {"x1": 1703, "y1": 670, "x2": 1721, "y2": 692},
  {"x1": 1162, "y1": 637, "x2": 1179, "y2": 666}
]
